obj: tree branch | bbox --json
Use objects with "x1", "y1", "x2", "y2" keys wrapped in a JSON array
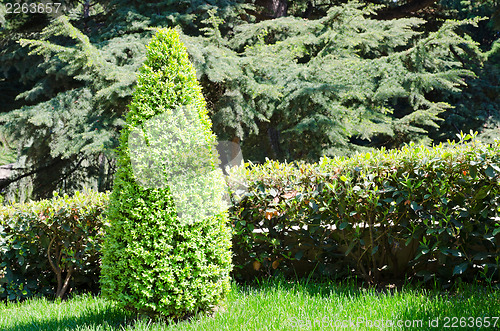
[
  {"x1": 47, "y1": 236, "x2": 60, "y2": 274},
  {"x1": 0, "y1": 158, "x2": 62, "y2": 191},
  {"x1": 58, "y1": 266, "x2": 74, "y2": 298},
  {"x1": 52, "y1": 155, "x2": 86, "y2": 189},
  {"x1": 47, "y1": 236, "x2": 63, "y2": 296}
]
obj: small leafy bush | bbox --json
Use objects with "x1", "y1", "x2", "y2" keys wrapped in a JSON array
[
  {"x1": 0, "y1": 189, "x2": 108, "y2": 301},
  {"x1": 100, "y1": 28, "x2": 232, "y2": 318},
  {"x1": 229, "y1": 136, "x2": 500, "y2": 285}
]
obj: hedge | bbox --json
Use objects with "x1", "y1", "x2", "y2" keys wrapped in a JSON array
[
  {"x1": 228, "y1": 137, "x2": 500, "y2": 284},
  {"x1": 1, "y1": 138, "x2": 499, "y2": 301},
  {"x1": 0, "y1": 189, "x2": 107, "y2": 300}
]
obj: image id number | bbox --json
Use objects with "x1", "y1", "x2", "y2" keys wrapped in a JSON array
[
  {"x1": 6, "y1": 2, "x2": 62, "y2": 14},
  {"x1": 443, "y1": 316, "x2": 499, "y2": 328}
]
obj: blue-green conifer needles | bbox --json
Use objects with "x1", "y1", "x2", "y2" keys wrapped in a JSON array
[{"x1": 100, "y1": 28, "x2": 232, "y2": 318}]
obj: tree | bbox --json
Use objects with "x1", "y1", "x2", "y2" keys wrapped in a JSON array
[
  {"x1": 0, "y1": 0, "x2": 498, "y2": 199},
  {"x1": 187, "y1": 2, "x2": 483, "y2": 160},
  {"x1": 0, "y1": 0, "x2": 251, "y2": 200},
  {"x1": 0, "y1": 13, "x2": 145, "y2": 200},
  {"x1": 100, "y1": 28, "x2": 232, "y2": 317}
]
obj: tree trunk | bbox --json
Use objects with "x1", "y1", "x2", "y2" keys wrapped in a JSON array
[
  {"x1": 256, "y1": 0, "x2": 289, "y2": 18},
  {"x1": 376, "y1": 0, "x2": 439, "y2": 20},
  {"x1": 47, "y1": 236, "x2": 75, "y2": 298},
  {"x1": 267, "y1": 126, "x2": 282, "y2": 159},
  {"x1": 82, "y1": 0, "x2": 91, "y2": 19}
]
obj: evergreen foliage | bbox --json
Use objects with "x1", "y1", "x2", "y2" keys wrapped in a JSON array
[
  {"x1": 186, "y1": 3, "x2": 483, "y2": 160},
  {"x1": 0, "y1": 14, "x2": 146, "y2": 199},
  {"x1": 0, "y1": 0, "x2": 498, "y2": 199},
  {"x1": 100, "y1": 28, "x2": 232, "y2": 318},
  {"x1": 436, "y1": 38, "x2": 500, "y2": 144}
]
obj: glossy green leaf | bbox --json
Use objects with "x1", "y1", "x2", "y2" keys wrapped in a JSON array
[{"x1": 452, "y1": 262, "x2": 469, "y2": 276}]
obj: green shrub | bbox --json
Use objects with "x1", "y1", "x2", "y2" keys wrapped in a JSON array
[
  {"x1": 0, "y1": 189, "x2": 108, "y2": 301},
  {"x1": 100, "y1": 28, "x2": 232, "y2": 318},
  {"x1": 229, "y1": 136, "x2": 500, "y2": 284}
]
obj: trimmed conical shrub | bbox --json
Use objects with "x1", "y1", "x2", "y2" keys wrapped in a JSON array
[{"x1": 100, "y1": 28, "x2": 232, "y2": 318}]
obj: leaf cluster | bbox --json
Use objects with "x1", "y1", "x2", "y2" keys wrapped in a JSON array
[
  {"x1": 186, "y1": 3, "x2": 484, "y2": 160},
  {"x1": 0, "y1": 188, "x2": 108, "y2": 301},
  {"x1": 100, "y1": 28, "x2": 232, "y2": 318},
  {"x1": 229, "y1": 135, "x2": 500, "y2": 284}
]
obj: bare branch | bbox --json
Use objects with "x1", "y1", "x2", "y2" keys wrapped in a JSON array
[
  {"x1": 47, "y1": 236, "x2": 63, "y2": 296},
  {"x1": 58, "y1": 266, "x2": 74, "y2": 298},
  {"x1": 47, "y1": 236, "x2": 61, "y2": 275}
]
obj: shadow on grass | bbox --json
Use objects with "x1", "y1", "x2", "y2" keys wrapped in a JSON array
[
  {"x1": 242, "y1": 277, "x2": 500, "y2": 331},
  {"x1": 394, "y1": 285, "x2": 500, "y2": 331},
  {"x1": 2, "y1": 304, "x2": 134, "y2": 331},
  {"x1": 241, "y1": 275, "x2": 370, "y2": 299}
]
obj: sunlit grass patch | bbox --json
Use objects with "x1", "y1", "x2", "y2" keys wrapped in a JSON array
[{"x1": 1, "y1": 280, "x2": 499, "y2": 330}]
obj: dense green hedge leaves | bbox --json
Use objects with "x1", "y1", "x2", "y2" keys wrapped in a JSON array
[
  {"x1": 229, "y1": 137, "x2": 500, "y2": 284},
  {"x1": 1, "y1": 138, "x2": 498, "y2": 303},
  {"x1": 100, "y1": 28, "x2": 232, "y2": 318},
  {"x1": 0, "y1": 189, "x2": 107, "y2": 301}
]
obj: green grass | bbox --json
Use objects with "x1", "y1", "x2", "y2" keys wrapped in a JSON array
[{"x1": 1, "y1": 280, "x2": 499, "y2": 330}]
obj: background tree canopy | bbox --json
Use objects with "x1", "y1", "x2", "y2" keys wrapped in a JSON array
[{"x1": 0, "y1": 0, "x2": 499, "y2": 200}]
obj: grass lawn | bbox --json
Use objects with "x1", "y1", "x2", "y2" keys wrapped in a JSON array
[{"x1": 1, "y1": 279, "x2": 499, "y2": 330}]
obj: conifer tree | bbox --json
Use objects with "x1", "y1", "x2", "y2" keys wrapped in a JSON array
[
  {"x1": 0, "y1": 15, "x2": 146, "y2": 199},
  {"x1": 0, "y1": 0, "x2": 498, "y2": 199},
  {"x1": 100, "y1": 28, "x2": 232, "y2": 317},
  {"x1": 186, "y1": 3, "x2": 486, "y2": 160}
]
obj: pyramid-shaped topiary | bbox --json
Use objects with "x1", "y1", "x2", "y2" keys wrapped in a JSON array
[{"x1": 100, "y1": 28, "x2": 232, "y2": 318}]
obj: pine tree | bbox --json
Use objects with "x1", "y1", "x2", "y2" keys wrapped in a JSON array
[
  {"x1": 0, "y1": 0, "x2": 498, "y2": 199},
  {"x1": 0, "y1": 0, "x2": 253, "y2": 199},
  {"x1": 100, "y1": 28, "x2": 232, "y2": 317},
  {"x1": 0, "y1": 15, "x2": 147, "y2": 199},
  {"x1": 186, "y1": 2, "x2": 483, "y2": 160}
]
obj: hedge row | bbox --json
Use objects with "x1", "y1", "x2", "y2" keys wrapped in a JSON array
[
  {"x1": 0, "y1": 189, "x2": 107, "y2": 301},
  {"x1": 1, "y1": 138, "x2": 499, "y2": 300},
  {"x1": 228, "y1": 137, "x2": 500, "y2": 284}
]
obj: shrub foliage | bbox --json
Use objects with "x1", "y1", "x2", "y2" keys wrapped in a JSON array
[
  {"x1": 100, "y1": 28, "x2": 232, "y2": 318},
  {"x1": 3, "y1": 137, "x2": 498, "y2": 302},
  {"x1": 229, "y1": 136, "x2": 500, "y2": 284},
  {"x1": 0, "y1": 189, "x2": 107, "y2": 301}
]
